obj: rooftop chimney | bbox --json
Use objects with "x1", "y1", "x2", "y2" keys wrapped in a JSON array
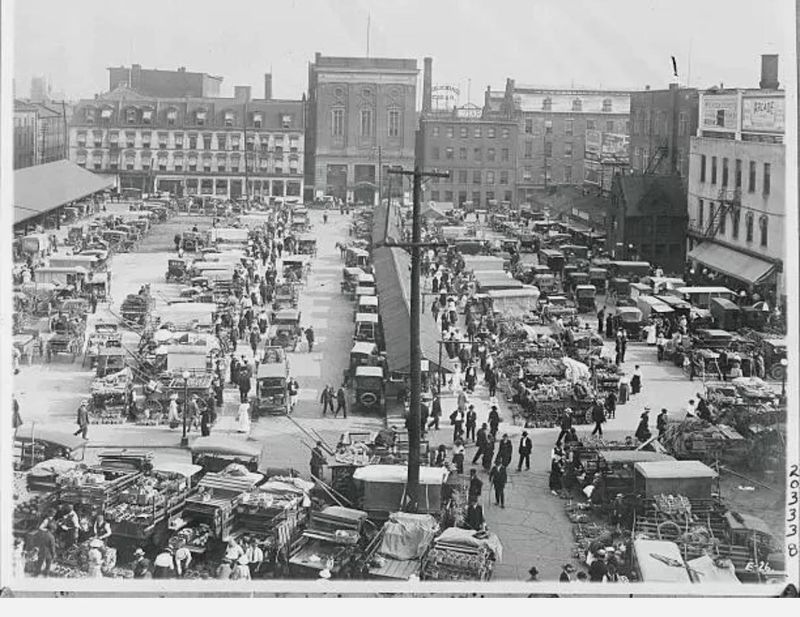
[
  {"x1": 760, "y1": 54, "x2": 779, "y2": 89},
  {"x1": 264, "y1": 73, "x2": 273, "y2": 100},
  {"x1": 234, "y1": 86, "x2": 251, "y2": 103},
  {"x1": 422, "y1": 57, "x2": 433, "y2": 113}
]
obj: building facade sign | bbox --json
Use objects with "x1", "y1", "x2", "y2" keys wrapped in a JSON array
[
  {"x1": 601, "y1": 132, "x2": 629, "y2": 163},
  {"x1": 742, "y1": 96, "x2": 785, "y2": 133},
  {"x1": 585, "y1": 129, "x2": 602, "y2": 158},
  {"x1": 701, "y1": 95, "x2": 738, "y2": 132}
]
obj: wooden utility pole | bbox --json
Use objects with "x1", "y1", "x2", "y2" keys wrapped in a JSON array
[{"x1": 386, "y1": 166, "x2": 448, "y2": 512}]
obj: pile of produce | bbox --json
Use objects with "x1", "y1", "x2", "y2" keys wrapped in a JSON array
[
  {"x1": 423, "y1": 544, "x2": 492, "y2": 581},
  {"x1": 334, "y1": 442, "x2": 373, "y2": 466},
  {"x1": 60, "y1": 540, "x2": 117, "y2": 574},
  {"x1": 170, "y1": 523, "x2": 212, "y2": 550},
  {"x1": 660, "y1": 419, "x2": 747, "y2": 464}
]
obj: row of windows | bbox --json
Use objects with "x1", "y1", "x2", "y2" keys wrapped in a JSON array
[
  {"x1": 432, "y1": 146, "x2": 511, "y2": 162},
  {"x1": 522, "y1": 141, "x2": 571, "y2": 158},
  {"x1": 183, "y1": 179, "x2": 302, "y2": 198},
  {"x1": 77, "y1": 154, "x2": 299, "y2": 175},
  {"x1": 631, "y1": 108, "x2": 690, "y2": 137},
  {"x1": 521, "y1": 165, "x2": 574, "y2": 183},
  {"x1": 76, "y1": 130, "x2": 300, "y2": 150},
  {"x1": 697, "y1": 199, "x2": 769, "y2": 246},
  {"x1": 522, "y1": 117, "x2": 629, "y2": 135},
  {"x1": 331, "y1": 108, "x2": 401, "y2": 138},
  {"x1": 429, "y1": 190, "x2": 514, "y2": 205},
  {"x1": 699, "y1": 155, "x2": 771, "y2": 194},
  {"x1": 431, "y1": 125, "x2": 512, "y2": 139},
  {"x1": 536, "y1": 97, "x2": 615, "y2": 113},
  {"x1": 431, "y1": 170, "x2": 511, "y2": 185},
  {"x1": 83, "y1": 106, "x2": 294, "y2": 129}
]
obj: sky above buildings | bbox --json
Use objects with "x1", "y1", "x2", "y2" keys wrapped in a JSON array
[{"x1": 13, "y1": 0, "x2": 795, "y2": 102}]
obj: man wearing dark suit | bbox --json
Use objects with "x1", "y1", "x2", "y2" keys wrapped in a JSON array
[
  {"x1": 465, "y1": 498, "x2": 485, "y2": 531},
  {"x1": 489, "y1": 463, "x2": 508, "y2": 508},
  {"x1": 472, "y1": 423, "x2": 489, "y2": 464},
  {"x1": 517, "y1": 431, "x2": 533, "y2": 471}
]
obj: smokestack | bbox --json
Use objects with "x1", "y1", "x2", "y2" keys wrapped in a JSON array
[
  {"x1": 422, "y1": 57, "x2": 433, "y2": 113},
  {"x1": 131, "y1": 64, "x2": 142, "y2": 91},
  {"x1": 264, "y1": 73, "x2": 273, "y2": 100},
  {"x1": 759, "y1": 54, "x2": 779, "y2": 89},
  {"x1": 234, "y1": 86, "x2": 251, "y2": 103}
]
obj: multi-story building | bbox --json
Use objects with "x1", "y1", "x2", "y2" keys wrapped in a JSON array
[
  {"x1": 30, "y1": 76, "x2": 50, "y2": 103},
  {"x1": 33, "y1": 102, "x2": 68, "y2": 165},
  {"x1": 305, "y1": 53, "x2": 418, "y2": 204},
  {"x1": 685, "y1": 55, "x2": 785, "y2": 303},
  {"x1": 107, "y1": 64, "x2": 222, "y2": 98},
  {"x1": 486, "y1": 80, "x2": 631, "y2": 204},
  {"x1": 629, "y1": 84, "x2": 699, "y2": 178},
  {"x1": 69, "y1": 73, "x2": 304, "y2": 199},
  {"x1": 417, "y1": 104, "x2": 518, "y2": 208},
  {"x1": 14, "y1": 100, "x2": 38, "y2": 169}
]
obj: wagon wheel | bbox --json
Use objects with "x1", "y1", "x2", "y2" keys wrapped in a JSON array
[
  {"x1": 768, "y1": 363, "x2": 785, "y2": 381},
  {"x1": 145, "y1": 399, "x2": 164, "y2": 418}
]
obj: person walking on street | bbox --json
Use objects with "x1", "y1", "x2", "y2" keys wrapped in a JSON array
[
  {"x1": 630, "y1": 365, "x2": 642, "y2": 395},
  {"x1": 517, "y1": 431, "x2": 532, "y2": 471},
  {"x1": 591, "y1": 399, "x2": 606, "y2": 436},
  {"x1": 452, "y1": 439, "x2": 465, "y2": 474},
  {"x1": 488, "y1": 405, "x2": 501, "y2": 438},
  {"x1": 555, "y1": 408, "x2": 573, "y2": 445},
  {"x1": 620, "y1": 331, "x2": 628, "y2": 363},
  {"x1": 238, "y1": 366, "x2": 252, "y2": 404},
  {"x1": 472, "y1": 423, "x2": 489, "y2": 464},
  {"x1": 288, "y1": 378, "x2": 299, "y2": 413},
  {"x1": 489, "y1": 462, "x2": 508, "y2": 508},
  {"x1": 482, "y1": 435, "x2": 496, "y2": 472},
  {"x1": 428, "y1": 395, "x2": 441, "y2": 430},
  {"x1": 485, "y1": 367, "x2": 497, "y2": 398},
  {"x1": 249, "y1": 326, "x2": 261, "y2": 358},
  {"x1": 200, "y1": 407, "x2": 212, "y2": 437},
  {"x1": 597, "y1": 308, "x2": 605, "y2": 335},
  {"x1": 450, "y1": 408, "x2": 465, "y2": 442},
  {"x1": 468, "y1": 468, "x2": 483, "y2": 501},
  {"x1": 309, "y1": 441, "x2": 327, "y2": 480},
  {"x1": 305, "y1": 326, "x2": 315, "y2": 352},
  {"x1": 635, "y1": 410, "x2": 652, "y2": 443},
  {"x1": 496, "y1": 433, "x2": 513, "y2": 467},
  {"x1": 74, "y1": 400, "x2": 90, "y2": 439},
  {"x1": 319, "y1": 385, "x2": 334, "y2": 416},
  {"x1": 334, "y1": 385, "x2": 347, "y2": 418},
  {"x1": 465, "y1": 404, "x2": 477, "y2": 441},
  {"x1": 657, "y1": 408, "x2": 669, "y2": 438}
]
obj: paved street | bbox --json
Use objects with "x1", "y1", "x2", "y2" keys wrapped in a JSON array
[{"x1": 12, "y1": 207, "x2": 784, "y2": 582}]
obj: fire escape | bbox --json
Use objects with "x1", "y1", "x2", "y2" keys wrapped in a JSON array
[
  {"x1": 701, "y1": 187, "x2": 741, "y2": 239},
  {"x1": 644, "y1": 144, "x2": 669, "y2": 175}
]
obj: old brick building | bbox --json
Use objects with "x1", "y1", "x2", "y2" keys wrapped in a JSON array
[
  {"x1": 629, "y1": 84, "x2": 699, "y2": 178},
  {"x1": 485, "y1": 80, "x2": 631, "y2": 204},
  {"x1": 417, "y1": 104, "x2": 518, "y2": 208},
  {"x1": 107, "y1": 64, "x2": 222, "y2": 98},
  {"x1": 69, "y1": 69, "x2": 304, "y2": 199},
  {"x1": 305, "y1": 53, "x2": 418, "y2": 204}
]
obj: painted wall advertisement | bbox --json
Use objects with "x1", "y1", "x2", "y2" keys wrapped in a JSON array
[
  {"x1": 742, "y1": 96, "x2": 785, "y2": 133},
  {"x1": 584, "y1": 129, "x2": 602, "y2": 159},
  {"x1": 600, "y1": 132, "x2": 629, "y2": 163},
  {"x1": 701, "y1": 95, "x2": 738, "y2": 131}
]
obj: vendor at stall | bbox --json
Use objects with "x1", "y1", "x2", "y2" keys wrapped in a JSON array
[
  {"x1": 153, "y1": 547, "x2": 175, "y2": 579},
  {"x1": 91, "y1": 513, "x2": 112, "y2": 541},
  {"x1": 132, "y1": 548, "x2": 152, "y2": 578}
]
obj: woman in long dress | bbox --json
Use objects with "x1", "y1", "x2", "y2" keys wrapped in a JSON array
[
  {"x1": 167, "y1": 394, "x2": 180, "y2": 428},
  {"x1": 646, "y1": 323, "x2": 657, "y2": 346},
  {"x1": 237, "y1": 401, "x2": 251, "y2": 433}
]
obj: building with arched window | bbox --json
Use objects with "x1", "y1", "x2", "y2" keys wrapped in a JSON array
[{"x1": 305, "y1": 53, "x2": 419, "y2": 204}]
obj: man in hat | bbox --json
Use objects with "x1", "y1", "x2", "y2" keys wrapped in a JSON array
[
  {"x1": 657, "y1": 409, "x2": 669, "y2": 438},
  {"x1": 132, "y1": 548, "x2": 152, "y2": 578},
  {"x1": 488, "y1": 405, "x2": 501, "y2": 438},
  {"x1": 556, "y1": 408, "x2": 573, "y2": 446},
  {"x1": 287, "y1": 377, "x2": 300, "y2": 413},
  {"x1": 465, "y1": 404, "x2": 477, "y2": 442},
  {"x1": 319, "y1": 384, "x2": 334, "y2": 416},
  {"x1": 305, "y1": 325, "x2": 315, "y2": 352},
  {"x1": 73, "y1": 400, "x2": 90, "y2": 439},
  {"x1": 238, "y1": 361, "x2": 252, "y2": 403},
  {"x1": 489, "y1": 461, "x2": 507, "y2": 508},
  {"x1": 635, "y1": 409, "x2": 652, "y2": 443},
  {"x1": 465, "y1": 497, "x2": 485, "y2": 531},
  {"x1": 588, "y1": 550, "x2": 608, "y2": 582},
  {"x1": 468, "y1": 468, "x2": 483, "y2": 501},
  {"x1": 696, "y1": 393, "x2": 712, "y2": 423},
  {"x1": 517, "y1": 431, "x2": 533, "y2": 471},
  {"x1": 559, "y1": 564, "x2": 575, "y2": 582},
  {"x1": 427, "y1": 394, "x2": 442, "y2": 431},
  {"x1": 334, "y1": 384, "x2": 347, "y2": 418},
  {"x1": 31, "y1": 523, "x2": 57, "y2": 577},
  {"x1": 496, "y1": 433, "x2": 513, "y2": 468}
]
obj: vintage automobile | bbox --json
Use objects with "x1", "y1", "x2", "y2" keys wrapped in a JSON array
[
  {"x1": 637, "y1": 295, "x2": 675, "y2": 322},
  {"x1": 353, "y1": 365, "x2": 386, "y2": 413},
  {"x1": 607, "y1": 277, "x2": 631, "y2": 300},
  {"x1": 189, "y1": 436, "x2": 263, "y2": 473},
  {"x1": 355, "y1": 294, "x2": 379, "y2": 317},
  {"x1": 573, "y1": 284, "x2": 597, "y2": 312},
  {"x1": 273, "y1": 282, "x2": 299, "y2": 310},
  {"x1": 588, "y1": 267, "x2": 608, "y2": 292},
  {"x1": 341, "y1": 266, "x2": 363, "y2": 294},
  {"x1": 296, "y1": 235, "x2": 318, "y2": 257},
  {"x1": 268, "y1": 309, "x2": 302, "y2": 351},
  {"x1": 354, "y1": 313, "x2": 381, "y2": 345},
  {"x1": 344, "y1": 247, "x2": 370, "y2": 270},
  {"x1": 251, "y1": 362, "x2": 289, "y2": 416},
  {"x1": 347, "y1": 341, "x2": 382, "y2": 380},
  {"x1": 181, "y1": 231, "x2": 206, "y2": 252},
  {"x1": 565, "y1": 271, "x2": 590, "y2": 293},
  {"x1": 95, "y1": 347, "x2": 128, "y2": 378},
  {"x1": 166, "y1": 258, "x2": 190, "y2": 283},
  {"x1": 13, "y1": 426, "x2": 87, "y2": 472},
  {"x1": 282, "y1": 255, "x2": 310, "y2": 283},
  {"x1": 710, "y1": 297, "x2": 743, "y2": 331},
  {"x1": 532, "y1": 269, "x2": 559, "y2": 295},
  {"x1": 538, "y1": 248, "x2": 565, "y2": 274},
  {"x1": 612, "y1": 306, "x2": 644, "y2": 340},
  {"x1": 35, "y1": 266, "x2": 88, "y2": 293}
]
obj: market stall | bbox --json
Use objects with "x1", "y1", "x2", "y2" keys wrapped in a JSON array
[{"x1": 420, "y1": 527, "x2": 502, "y2": 581}]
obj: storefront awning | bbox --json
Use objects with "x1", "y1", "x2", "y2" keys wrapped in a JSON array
[
  {"x1": 14, "y1": 160, "x2": 113, "y2": 226},
  {"x1": 687, "y1": 242, "x2": 776, "y2": 285}
]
